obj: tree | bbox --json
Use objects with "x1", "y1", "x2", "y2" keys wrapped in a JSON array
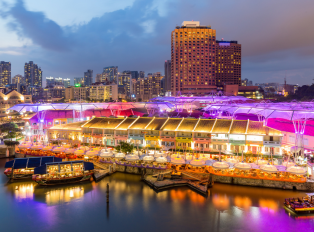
[
  {"x1": 0, "y1": 122, "x2": 23, "y2": 141},
  {"x1": 0, "y1": 123, "x2": 23, "y2": 148},
  {"x1": 115, "y1": 142, "x2": 134, "y2": 154}
]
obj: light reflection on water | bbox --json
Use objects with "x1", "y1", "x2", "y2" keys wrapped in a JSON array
[
  {"x1": 1, "y1": 159, "x2": 314, "y2": 232},
  {"x1": 14, "y1": 183, "x2": 34, "y2": 201}
]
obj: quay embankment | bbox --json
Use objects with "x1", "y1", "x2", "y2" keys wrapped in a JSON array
[
  {"x1": 212, "y1": 174, "x2": 314, "y2": 191},
  {"x1": 93, "y1": 161, "x2": 314, "y2": 191}
]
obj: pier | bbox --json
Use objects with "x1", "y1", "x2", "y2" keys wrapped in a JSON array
[{"x1": 143, "y1": 171, "x2": 213, "y2": 196}]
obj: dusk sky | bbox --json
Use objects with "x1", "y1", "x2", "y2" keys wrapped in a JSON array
[{"x1": 1, "y1": 0, "x2": 314, "y2": 85}]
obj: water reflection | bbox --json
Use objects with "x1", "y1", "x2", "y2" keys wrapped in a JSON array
[
  {"x1": 33, "y1": 183, "x2": 93, "y2": 205},
  {"x1": 234, "y1": 196, "x2": 252, "y2": 210},
  {"x1": 170, "y1": 188, "x2": 206, "y2": 204},
  {"x1": 259, "y1": 199, "x2": 279, "y2": 213},
  {"x1": 45, "y1": 187, "x2": 84, "y2": 205},
  {"x1": 14, "y1": 183, "x2": 34, "y2": 201},
  {"x1": 1, "y1": 158, "x2": 314, "y2": 232},
  {"x1": 212, "y1": 194, "x2": 230, "y2": 212}
]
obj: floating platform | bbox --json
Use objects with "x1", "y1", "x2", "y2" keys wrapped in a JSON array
[{"x1": 143, "y1": 173, "x2": 213, "y2": 196}]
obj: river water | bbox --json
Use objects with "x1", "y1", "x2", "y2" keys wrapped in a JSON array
[{"x1": 0, "y1": 158, "x2": 313, "y2": 232}]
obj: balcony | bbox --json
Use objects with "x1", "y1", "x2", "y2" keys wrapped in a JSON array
[
  {"x1": 229, "y1": 139, "x2": 246, "y2": 145},
  {"x1": 264, "y1": 141, "x2": 281, "y2": 146}
]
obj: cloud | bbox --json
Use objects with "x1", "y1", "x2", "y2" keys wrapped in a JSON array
[
  {"x1": 3, "y1": 0, "x2": 70, "y2": 51},
  {"x1": 1, "y1": 0, "x2": 314, "y2": 85}
]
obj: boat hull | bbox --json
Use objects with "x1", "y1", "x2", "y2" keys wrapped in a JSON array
[
  {"x1": 34, "y1": 174, "x2": 93, "y2": 186},
  {"x1": 284, "y1": 203, "x2": 314, "y2": 214}
]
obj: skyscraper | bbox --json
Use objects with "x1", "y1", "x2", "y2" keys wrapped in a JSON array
[
  {"x1": 24, "y1": 61, "x2": 42, "y2": 87},
  {"x1": 102, "y1": 66, "x2": 118, "y2": 82},
  {"x1": 118, "y1": 73, "x2": 132, "y2": 99},
  {"x1": 46, "y1": 77, "x2": 55, "y2": 87},
  {"x1": 95, "y1": 74, "x2": 102, "y2": 83},
  {"x1": 84, "y1": 69, "x2": 93, "y2": 86},
  {"x1": 171, "y1": 21, "x2": 217, "y2": 96},
  {"x1": 63, "y1": 78, "x2": 71, "y2": 88},
  {"x1": 0, "y1": 61, "x2": 11, "y2": 86},
  {"x1": 139, "y1": 71, "x2": 145, "y2": 79},
  {"x1": 123, "y1": 71, "x2": 139, "y2": 80},
  {"x1": 12, "y1": 74, "x2": 24, "y2": 84},
  {"x1": 164, "y1": 60, "x2": 171, "y2": 93},
  {"x1": 74, "y1": 77, "x2": 84, "y2": 86},
  {"x1": 133, "y1": 72, "x2": 162, "y2": 101},
  {"x1": 55, "y1": 77, "x2": 63, "y2": 86},
  {"x1": 215, "y1": 40, "x2": 241, "y2": 86}
]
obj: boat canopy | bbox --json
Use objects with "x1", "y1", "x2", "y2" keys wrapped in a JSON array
[
  {"x1": 34, "y1": 161, "x2": 94, "y2": 174},
  {"x1": 5, "y1": 157, "x2": 62, "y2": 169}
]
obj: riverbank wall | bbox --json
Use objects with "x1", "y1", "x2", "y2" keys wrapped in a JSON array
[
  {"x1": 212, "y1": 174, "x2": 314, "y2": 191},
  {"x1": 97, "y1": 162, "x2": 314, "y2": 191}
]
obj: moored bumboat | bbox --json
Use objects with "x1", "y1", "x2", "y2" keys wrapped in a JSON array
[
  {"x1": 284, "y1": 196, "x2": 314, "y2": 214},
  {"x1": 4, "y1": 157, "x2": 62, "y2": 180},
  {"x1": 32, "y1": 161, "x2": 94, "y2": 186}
]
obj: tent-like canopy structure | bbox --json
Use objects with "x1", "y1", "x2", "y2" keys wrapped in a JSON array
[
  {"x1": 286, "y1": 166, "x2": 307, "y2": 175},
  {"x1": 204, "y1": 101, "x2": 314, "y2": 159},
  {"x1": 8, "y1": 102, "x2": 174, "y2": 113}
]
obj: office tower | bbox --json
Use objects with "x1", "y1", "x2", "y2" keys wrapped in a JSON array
[
  {"x1": 0, "y1": 61, "x2": 11, "y2": 86},
  {"x1": 118, "y1": 73, "x2": 132, "y2": 99},
  {"x1": 102, "y1": 66, "x2": 118, "y2": 82},
  {"x1": 133, "y1": 72, "x2": 162, "y2": 101},
  {"x1": 84, "y1": 69, "x2": 93, "y2": 86},
  {"x1": 123, "y1": 71, "x2": 139, "y2": 80},
  {"x1": 164, "y1": 60, "x2": 171, "y2": 93},
  {"x1": 139, "y1": 71, "x2": 145, "y2": 79},
  {"x1": 216, "y1": 40, "x2": 241, "y2": 86},
  {"x1": 46, "y1": 77, "x2": 55, "y2": 87},
  {"x1": 74, "y1": 77, "x2": 84, "y2": 86},
  {"x1": 12, "y1": 74, "x2": 24, "y2": 84},
  {"x1": 24, "y1": 61, "x2": 42, "y2": 87},
  {"x1": 95, "y1": 74, "x2": 102, "y2": 83},
  {"x1": 63, "y1": 78, "x2": 71, "y2": 88},
  {"x1": 171, "y1": 21, "x2": 216, "y2": 96},
  {"x1": 54, "y1": 77, "x2": 63, "y2": 86}
]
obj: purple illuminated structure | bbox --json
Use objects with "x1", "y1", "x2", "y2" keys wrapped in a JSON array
[{"x1": 204, "y1": 101, "x2": 314, "y2": 158}]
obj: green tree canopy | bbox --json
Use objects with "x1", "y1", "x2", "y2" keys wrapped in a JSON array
[
  {"x1": 0, "y1": 122, "x2": 23, "y2": 142},
  {"x1": 115, "y1": 142, "x2": 134, "y2": 154}
]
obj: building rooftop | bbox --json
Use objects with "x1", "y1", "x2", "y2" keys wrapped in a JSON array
[
  {"x1": 145, "y1": 117, "x2": 168, "y2": 130},
  {"x1": 68, "y1": 117, "x2": 283, "y2": 136},
  {"x1": 50, "y1": 121, "x2": 87, "y2": 131},
  {"x1": 176, "y1": 118, "x2": 198, "y2": 131},
  {"x1": 82, "y1": 117, "x2": 124, "y2": 129},
  {"x1": 115, "y1": 118, "x2": 137, "y2": 130},
  {"x1": 161, "y1": 118, "x2": 183, "y2": 131}
]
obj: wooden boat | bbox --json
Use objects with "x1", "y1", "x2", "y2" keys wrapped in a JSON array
[
  {"x1": 32, "y1": 161, "x2": 94, "y2": 186},
  {"x1": 4, "y1": 157, "x2": 62, "y2": 180},
  {"x1": 284, "y1": 196, "x2": 314, "y2": 214}
]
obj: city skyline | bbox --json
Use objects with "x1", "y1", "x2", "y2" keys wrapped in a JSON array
[{"x1": 1, "y1": 0, "x2": 314, "y2": 85}]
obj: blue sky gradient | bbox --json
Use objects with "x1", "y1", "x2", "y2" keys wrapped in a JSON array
[{"x1": 1, "y1": 0, "x2": 314, "y2": 85}]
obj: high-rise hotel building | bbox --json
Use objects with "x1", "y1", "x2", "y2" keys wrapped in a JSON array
[
  {"x1": 24, "y1": 61, "x2": 42, "y2": 87},
  {"x1": 171, "y1": 21, "x2": 217, "y2": 96},
  {"x1": 0, "y1": 61, "x2": 11, "y2": 86},
  {"x1": 216, "y1": 40, "x2": 241, "y2": 86}
]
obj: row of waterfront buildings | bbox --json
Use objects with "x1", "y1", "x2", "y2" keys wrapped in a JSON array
[{"x1": 44, "y1": 117, "x2": 283, "y2": 156}]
